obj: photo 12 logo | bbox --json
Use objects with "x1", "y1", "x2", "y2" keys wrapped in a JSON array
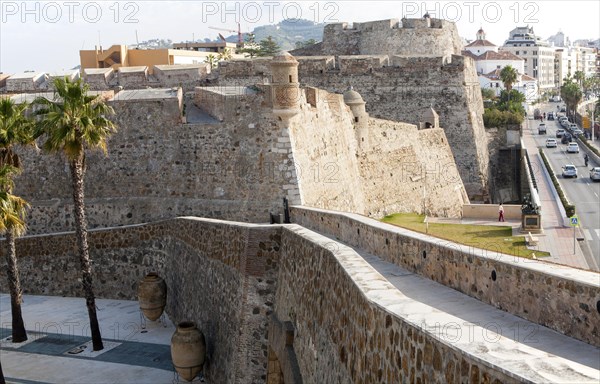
[
  {"x1": 400, "y1": 1, "x2": 540, "y2": 24},
  {"x1": 199, "y1": 1, "x2": 339, "y2": 24},
  {"x1": 1, "y1": 1, "x2": 140, "y2": 23}
]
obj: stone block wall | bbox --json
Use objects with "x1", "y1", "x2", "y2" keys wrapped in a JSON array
[
  {"x1": 289, "y1": 206, "x2": 600, "y2": 347},
  {"x1": 0, "y1": 218, "x2": 281, "y2": 384},
  {"x1": 275, "y1": 226, "x2": 519, "y2": 383},
  {"x1": 14, "y1": 88, "x2": 297, "y2": 234},
  {"x1": 311, "y1": 18, "x2": 463, "y2": 58},
  {"x1": 154, "y1": 64, "x2": 210, "y2": 90},
  {"x1": 1, "y1": 216, "x2": 598, "y2": 382},
  {"x1": 297, "y1": 55, "x2": 490, "y2": 199},
  {"x1": 118, "y1": 67, "x2": 149, "y2": 88}
]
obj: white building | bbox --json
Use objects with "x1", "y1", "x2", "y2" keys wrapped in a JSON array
[
  {"x1": 464, "y1": 28, "x2": 524, "y2": 75},
  {"x1": 478, "y1": 69, "x2": 538, "y2": 103},
  {"x1": 554, "y1": 46, "x2": 598, "y2": 87},
  {"x1": 464, "y1": 28, "x2": 533, "y2": 101},
  {"x1": 499, "y1": 26, "x2": 555, "y2": 93}
]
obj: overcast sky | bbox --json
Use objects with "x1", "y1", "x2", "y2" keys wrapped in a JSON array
[{"x1": 1, "y1": 0, "x2": 599, "y2": 74}]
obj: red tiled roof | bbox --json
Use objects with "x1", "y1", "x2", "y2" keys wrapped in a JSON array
[
  {"x1": 461, "y1": 50, "x2": 523, "y2": 61},
  {"x1": 465, "y1": 39, "x2": 497, "y2": 47}
]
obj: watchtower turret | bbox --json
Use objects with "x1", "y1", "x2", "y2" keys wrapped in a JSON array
[
  {"x1": 343, "y1": 86, "x2": 369, "y2": 150},
  {"x1": 270, "y1": 52, "x2": 300, "y2": 123}
]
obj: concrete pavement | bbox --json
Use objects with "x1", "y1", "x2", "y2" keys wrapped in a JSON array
[{"x1": 0, "y1": 294, "x2": 194, "y2": 384}]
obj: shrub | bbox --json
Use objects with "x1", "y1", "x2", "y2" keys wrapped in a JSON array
[{"x1": 539, "y1": 148, "x2": 576, "y2": 216}]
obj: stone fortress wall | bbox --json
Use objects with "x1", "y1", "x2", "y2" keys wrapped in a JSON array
[
  {"x1": 13, "y1": 50, "x2": 467, "y2": 234},
  {"x1": 1, "y1": 215, "x2": 598, "y2": 383}
]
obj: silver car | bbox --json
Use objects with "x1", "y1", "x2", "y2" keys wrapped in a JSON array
[
  {"x1": 591, "y1": 167, "x2": 600, "y2": 181},
  {"x1": 562, "y1": 165, "x2": 578, "y2": 178}
]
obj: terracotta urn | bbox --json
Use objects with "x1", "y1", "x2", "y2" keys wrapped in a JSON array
[
  {"x1": 137, "y1": 272, "x2": 167, "y2": 321},
  {"x1": 171, "y1": 321, "x2": 206, "y2": 382}
]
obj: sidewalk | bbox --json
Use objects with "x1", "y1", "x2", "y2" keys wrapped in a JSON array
[{"x1": 0, "y1": 294, "x2": 179, "y2": 384}]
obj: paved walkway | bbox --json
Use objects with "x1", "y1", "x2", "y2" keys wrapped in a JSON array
[{"x1": 0, "y1": 294, "x2": 201, "y2": 384}]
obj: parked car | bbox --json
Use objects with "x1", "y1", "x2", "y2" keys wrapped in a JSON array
[
  {"x1": 572, "y1": 128, "x2": 584, "y2": 136},
  {"x1": 561, "y1": 133, "x2": 573, "y2": 144},
  {"x1": 566, "y1": 143, "x2": 580, "y2": 153},
  {"x1": 560, "y1": 106, "x2": 566, "y2": 112},
  {"x1": 562, "y1": 165, "x2": 578, "y2": 178},
  {"x1": 590, "y1": 167, "x2": 600, "y2": 181},
  {"x1": 568, "y1": 123, "x2": 578, "y2": 131},
  {"x1": 538, "y1": 123, "x2": 547, "y2": 134},
  {"x1": 560, "y1": 119, "x2": 570, "y2": 128},
  {"x1": 556, "y1": 129, "x2": 565, "y2": 138},
  {"x1": 545, "y1": 138, "x2": 558, "y2": 148},
  {"x1": 547, "y1": 112, "x2": 555, "y2": 120}
]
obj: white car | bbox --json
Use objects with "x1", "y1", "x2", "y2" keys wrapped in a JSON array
[
  {"x1": 566, "y1": 143, "x2": 579, "y2": 153},
  {"x1": 590, "y1": 167, "x2": 600, "y2": 181},
  {"x1": 562, "y1": 165, "x2": 578, "y2": 178},
  {"x1": 538, "y1": 123, "x2": 547, "y2": 134},
  {"x1": 545, "y1": 138, "x2": 557, "y2": 148}
]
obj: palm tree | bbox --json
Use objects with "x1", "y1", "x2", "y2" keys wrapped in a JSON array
[
  {"x1": 0, "y1": 98, "x2": 35, "y2": 343},
  {"x1": 217, "y1": 47, "x2": 233, "y2": 62},
  {"x1": 0, "y1": 166, "x2": 30, "y2": 340},
  {"x1": 500, "y1": 65, "x2": 518, "y2": 92},
  {"x1": 573, "y1": 70, "x2": 585, "y2": 88},
  {"x1": 561, "y1": 78, "x2": 583, "y2": 120},
  {"x1": 34, "y1": 77, "x2": 117, "y2": 351},
  {"x1": 0, "y1": 358, "x2": 5, "y2": 384},
  {"x1": 205, "y1": 54, "x2": 218, "y2": 69}
]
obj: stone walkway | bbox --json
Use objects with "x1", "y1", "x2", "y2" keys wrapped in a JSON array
[
  {"x1": 0, "y1": 294, "x2": 205, "y2": 384},
  {"x1": 318, "y1": 234, "x2": 600, "y2": 383}
]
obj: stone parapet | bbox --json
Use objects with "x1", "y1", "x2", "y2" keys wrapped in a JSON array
[{"x1": 289, "y1": 205, "x2": 600, "y2": 347}]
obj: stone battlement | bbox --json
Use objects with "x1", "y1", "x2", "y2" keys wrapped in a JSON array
[{"x1": 325, "y1": 17, "x2": 452, "y2": 33}]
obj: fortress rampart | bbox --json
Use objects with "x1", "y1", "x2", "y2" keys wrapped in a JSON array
[
  {"x1": 2, "y1": 215, "x2": 598, "y2": 382},
  {"x1": 217, "y1": 54, "x2": 489, "y2": 198},
  {"x1": 14, "y1": 69, "x2": 467, "y2": 234}
]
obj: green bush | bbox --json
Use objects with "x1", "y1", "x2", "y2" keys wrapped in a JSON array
[{"x1": 539, "y1": 148, "x2": 576, "y2": 216}]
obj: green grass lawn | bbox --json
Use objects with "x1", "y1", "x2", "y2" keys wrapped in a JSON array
[{"x1": 381, "y1": 213, "x2": 550, "y2": 259}]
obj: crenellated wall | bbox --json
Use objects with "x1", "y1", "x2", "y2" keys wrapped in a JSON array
[
  {"x1": 216, "y1": 54, "x2": 490, "y2": 199},
  {"x1": 14, "y1": 80, "x2": 467, "y2": 235}
]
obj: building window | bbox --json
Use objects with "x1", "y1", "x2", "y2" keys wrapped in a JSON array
[
  {"x1": 497, "y1": 65, "x2": 501, "y2": 69},
  {"x1": 516, "y1": 51, "x2": 520, "y2": 55},
  {"x1": 523, "y1": 51, "x2": 527, "y2": 54}
]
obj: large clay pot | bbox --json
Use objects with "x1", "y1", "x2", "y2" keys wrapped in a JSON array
[
  {"x1": 137, "y1": 272, "x2": 167, "y2": 321},
  {"x1": 171, "y1": 321, "x2": 206, "y2": 382}
]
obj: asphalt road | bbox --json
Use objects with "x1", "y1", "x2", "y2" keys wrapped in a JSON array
[{"x1": 527, "y1": 104, "x2": 600, "y2": 268}]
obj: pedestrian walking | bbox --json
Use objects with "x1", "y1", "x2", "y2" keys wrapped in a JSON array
[{"x1": 498, "y1": 204, "x2": 505, "y2": 222}]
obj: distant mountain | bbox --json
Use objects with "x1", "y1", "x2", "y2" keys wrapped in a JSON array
[{"x1": 224, "y1": 19, "x2": 325, "y2": 50}]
